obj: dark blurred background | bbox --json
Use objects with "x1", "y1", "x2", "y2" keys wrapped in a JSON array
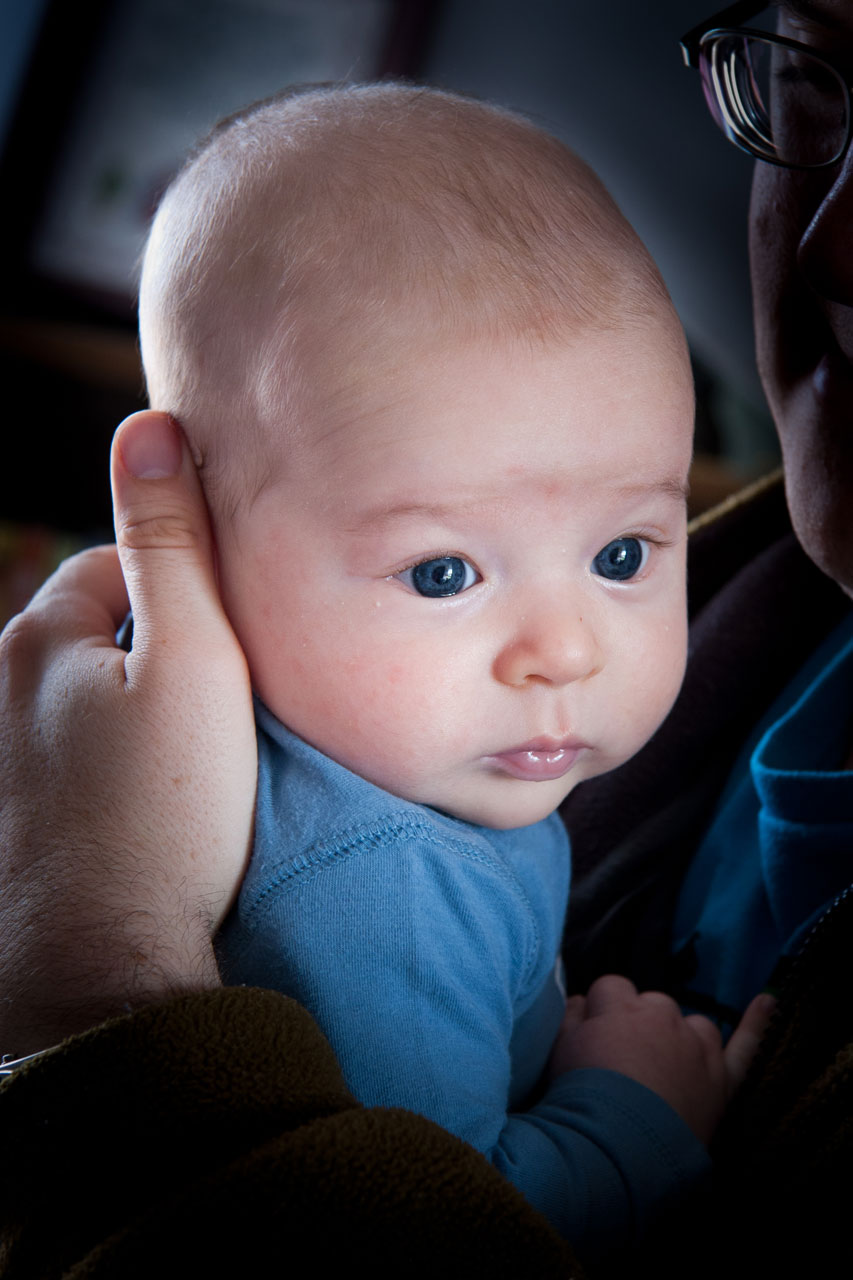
[{"x1": 0, "y1": 0, "x2": 779, "y2": 624}]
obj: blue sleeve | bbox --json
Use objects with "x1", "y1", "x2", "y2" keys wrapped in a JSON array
[
  {"x1": 225, "y1": 825, "x2": 709, "y2": 1254},
  {"x1": 225, "y1": 825, "x2": 531, "y2": 1149},
  {"x1": 495, "y1": 1069, "x2": 711, "y2": 1257}
]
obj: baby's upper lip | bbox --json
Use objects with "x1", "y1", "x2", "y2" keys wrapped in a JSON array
[{"x1": 497, "y1": 735, "x2": 587, "y2": 756}]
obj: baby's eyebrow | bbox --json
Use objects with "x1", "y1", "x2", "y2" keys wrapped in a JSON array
[
  {"x1": 346, "y1": 501, "x2": 471, "y2": 534},
  {"x1": 612, "y1": 477, "x2": 691, "y2": 504},
  {"x1": 347, "y1": 478, "x2": 687, "y2": 536}
]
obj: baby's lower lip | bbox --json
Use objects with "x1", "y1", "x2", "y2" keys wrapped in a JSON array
[{"x1": 486, "y1": 743, "x2": 586, "y2": 781}]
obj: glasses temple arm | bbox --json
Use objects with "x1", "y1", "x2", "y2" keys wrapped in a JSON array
[{"x1": 680, "y1": 0, "x2": 768, "y2": 65}]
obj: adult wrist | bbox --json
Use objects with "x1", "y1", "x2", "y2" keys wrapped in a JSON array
[{"x1": 0, "y1": 914, "x2": 222, "y2": 1057}]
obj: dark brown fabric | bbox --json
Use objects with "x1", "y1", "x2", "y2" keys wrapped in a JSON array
[{"x1": 0, "y1": 988, "x2": 578, "y2": 1278}]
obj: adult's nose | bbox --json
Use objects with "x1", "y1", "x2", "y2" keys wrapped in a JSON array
[
  {"x1": 492, "y1": 603, "x2": 602, "y2": 689},
  {"x1": 797, "y1": 150, "x2": 853, "y2": 307}
]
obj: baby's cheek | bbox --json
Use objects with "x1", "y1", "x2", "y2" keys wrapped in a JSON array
[
  {"x1": 383, "y1": 661, "x2": 408, "y2": 687},
  {"x1": 636, "y1": 616, "x2": 687, "y2": 736},
  {"x1": 605, "y1": 609, "x2": 683, "y2": 750},
  {"x1": 319, "y1": 649, "x2": 463, "y2": 794},
  {"x1": 337, "y1": 656, "x2": 434, "y2": 744}
]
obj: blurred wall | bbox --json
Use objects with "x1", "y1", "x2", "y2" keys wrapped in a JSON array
[{"x1": 0, "y1": 0, "x2": 49, "y2": 155}]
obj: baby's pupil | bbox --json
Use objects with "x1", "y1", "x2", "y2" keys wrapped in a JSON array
[
  {"x1": 595, "y1": 538, "x2": 642, "y2": 580},
  {"x1": 412, "y1": 557, "x2": 466, "y2": 596}
]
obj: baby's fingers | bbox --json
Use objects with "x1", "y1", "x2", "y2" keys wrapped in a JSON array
[
  {"x1": 724, "y1": 992, "x2": 776, "y2": 1096},
  {"x1": 684, "y1": 1011, "x2": 723, "y2": 1057},
  {"x1": 558, "y1": 993, "x2": 587, "y2": 1030}
]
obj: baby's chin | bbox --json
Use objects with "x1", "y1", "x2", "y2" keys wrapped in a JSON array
[{"x1": 419, "y1": 776, "x2": 578, "y2": 832}]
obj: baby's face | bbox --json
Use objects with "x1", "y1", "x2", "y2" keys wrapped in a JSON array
[{"x1": 216, "y1": 328, "x2": 694, "y2": 829}]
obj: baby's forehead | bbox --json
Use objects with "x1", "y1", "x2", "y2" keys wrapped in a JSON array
[{"x1": 262, "y1": 315, "x2": 692, "y2": 475}]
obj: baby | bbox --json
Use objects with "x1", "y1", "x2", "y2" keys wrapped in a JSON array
[{"x1": 138, "y1": 83, "x2": 759, "y2": 1260}]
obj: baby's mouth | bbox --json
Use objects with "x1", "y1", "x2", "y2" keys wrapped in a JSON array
[{"x1": 485, "y1": 738, "x2": 588, "y2": 782}]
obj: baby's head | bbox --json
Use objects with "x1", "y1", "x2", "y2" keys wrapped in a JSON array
[{"x1": 139, "y1": 83, "x2": 694, "y2": 829}]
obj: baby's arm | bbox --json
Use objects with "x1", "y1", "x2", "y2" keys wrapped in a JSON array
[
  {"x1": 547, "y1": 975, "x2": 775, "y2": 1144},
  {"x1": 222, "y1": 807, "x2": 750, "y2": 1257}
]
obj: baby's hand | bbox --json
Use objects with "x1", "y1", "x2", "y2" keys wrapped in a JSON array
[{"x1": 547, "y1": 974, "x2": 775, "y2": 1145}]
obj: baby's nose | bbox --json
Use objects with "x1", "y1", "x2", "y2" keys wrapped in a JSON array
[{"x1": 493, "y1": 607, "x2": 601, "y2": 688}]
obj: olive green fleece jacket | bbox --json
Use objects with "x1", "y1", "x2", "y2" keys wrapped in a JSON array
[{"x1": 0, "y1": 988, "x2": 578, "y2": 1278}]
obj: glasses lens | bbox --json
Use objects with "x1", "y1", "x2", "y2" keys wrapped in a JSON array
[{"x1": 703, "y1": 34, "x2": 849, "y2": 166}]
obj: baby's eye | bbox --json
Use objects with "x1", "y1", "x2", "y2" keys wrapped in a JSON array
[
  {"x1": 591, "y1": 537, "x2": 649, "y2": 582},
  {"x1": 395, "y1": 555, "x2": 480, "y2": 598}
]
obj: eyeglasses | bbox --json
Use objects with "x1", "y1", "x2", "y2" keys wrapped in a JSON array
[{"x1": 680, "y1": 1, "x2": 853, "y2": 168}]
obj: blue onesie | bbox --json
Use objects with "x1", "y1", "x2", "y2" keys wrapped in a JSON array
[{"x1": 217, "y1": 700, "x2": 709, "y2": 1257}]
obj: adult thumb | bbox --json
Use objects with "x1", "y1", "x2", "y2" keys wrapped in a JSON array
[
  {"x1": 110, "y1": 410, "x2": 255, "y2": 929},
  {"x1": 110, "y1": 411, "x2": 238, "y2": 672}
]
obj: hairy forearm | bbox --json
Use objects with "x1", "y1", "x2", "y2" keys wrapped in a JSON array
[{"x1": 0, "y1": 870, "x2": 221, "y2": 1054}]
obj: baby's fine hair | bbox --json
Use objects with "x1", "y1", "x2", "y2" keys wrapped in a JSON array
[{"x1": 139, "y1": 82, "x2": 678, "y2": 507}]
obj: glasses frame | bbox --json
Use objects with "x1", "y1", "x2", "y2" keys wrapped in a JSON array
[{"x1": 680, "y1": 1, "x2": 853, "y2": 169}]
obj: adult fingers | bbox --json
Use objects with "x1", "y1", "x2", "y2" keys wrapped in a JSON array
[
  {"x1": 2, "y1": 545, "x2": 128, "y2": 655},
  {"x1": 724, "y1": 992, "x2": 777, "y2": 1095},
  {"x1": 0, "y1": 547, "x2": 130, "y2": 713}
]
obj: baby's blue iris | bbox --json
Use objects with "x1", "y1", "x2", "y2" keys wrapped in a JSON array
[
  {"x1": 592, "y1": 537, "x2": 645, "y2": 581},
  {"x1": 411, "y1": 556, "x2": 469, "y2": 597}
]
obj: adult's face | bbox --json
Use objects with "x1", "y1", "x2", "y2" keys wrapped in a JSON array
[{"x1": 749, "y1": 1, "x2": 853, "y2": 594}]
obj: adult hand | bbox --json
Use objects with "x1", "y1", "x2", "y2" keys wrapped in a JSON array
[{"x1": 0, "y1": 412, "x2": 256, "y2": 1055}]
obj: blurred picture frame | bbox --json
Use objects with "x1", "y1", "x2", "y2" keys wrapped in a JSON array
[{"x1": 2, "y1": 0, "x2": 438, "y2": 320}]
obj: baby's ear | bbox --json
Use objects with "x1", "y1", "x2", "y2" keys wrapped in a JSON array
[{"x1": 188, "y1": 438, "x2": 205, "y2": 472}]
